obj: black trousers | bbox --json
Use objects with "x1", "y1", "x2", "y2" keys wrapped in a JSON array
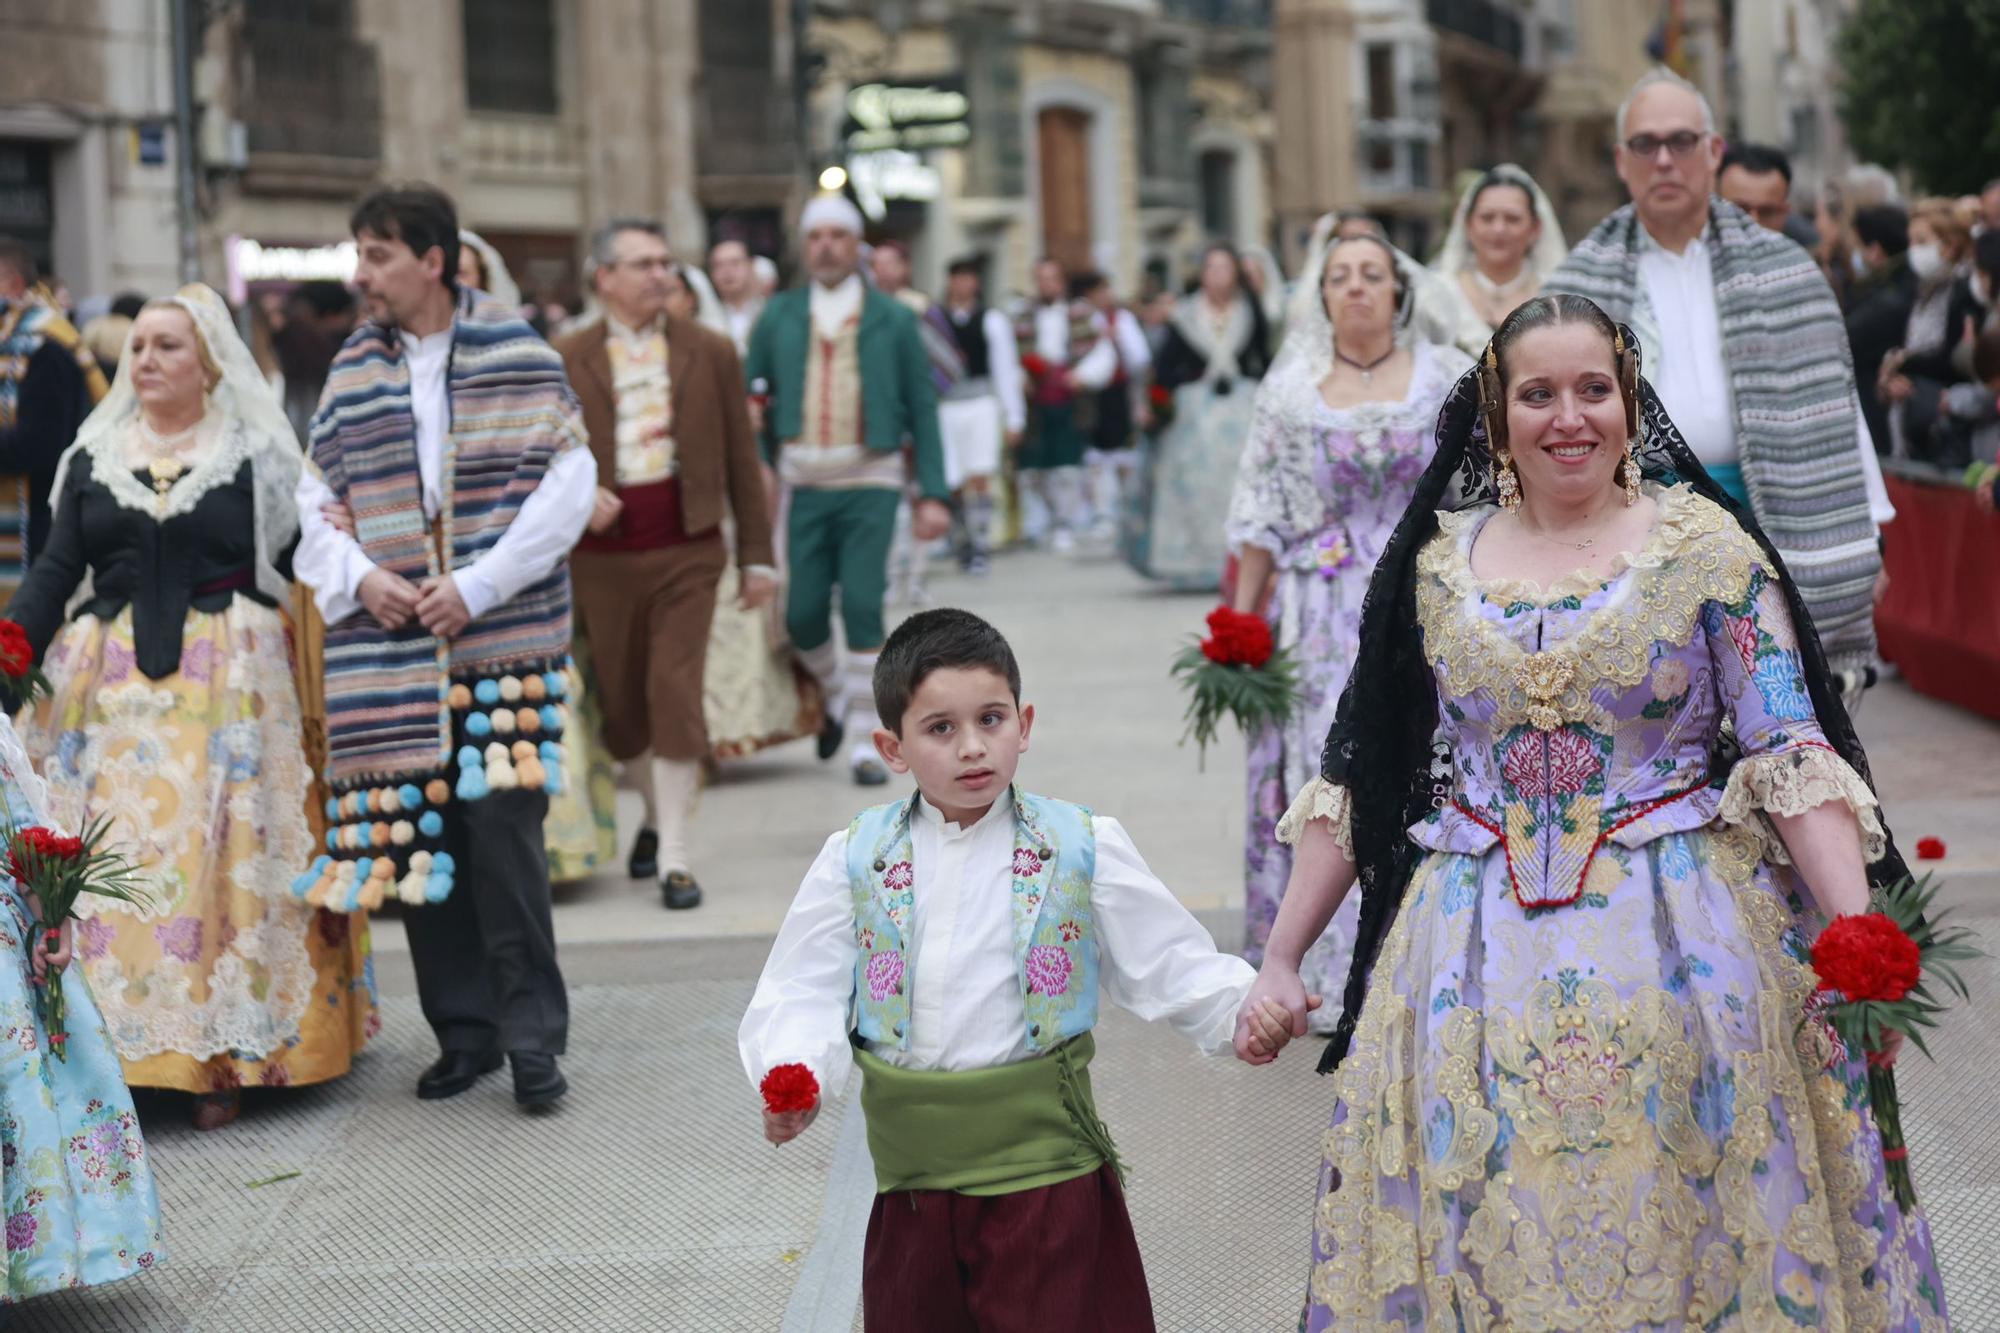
[{"x1": 404, "y1": 787, "x2": 569, "y2": 1055}]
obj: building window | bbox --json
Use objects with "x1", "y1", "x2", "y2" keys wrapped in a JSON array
[
  {"x1": 1199, "y1": 150, "x2": 1236, "y2": 238},
  {"x1": 464, "y1": 0, "x2": 559, "y2": 116},
  {"x1": 1366, "y1": 44, "x2": 1397, "y2": 122}
]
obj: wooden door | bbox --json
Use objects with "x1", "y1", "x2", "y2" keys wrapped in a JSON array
[{"x1": 1038, "y1": 108, "x2": 1093, "y2": 273}]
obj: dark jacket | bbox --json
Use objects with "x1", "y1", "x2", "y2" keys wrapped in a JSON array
[{"x1": 1845, "y1": 257, "x2": 1918, "y2": 448}]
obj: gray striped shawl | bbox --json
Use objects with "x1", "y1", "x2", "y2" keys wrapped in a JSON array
[{"x1": 1546, "y1": 200, "x2": 1880, "y2": 671}]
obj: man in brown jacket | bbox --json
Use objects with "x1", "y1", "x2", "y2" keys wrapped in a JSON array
[{"x1": 556, "y1": 218, "x2": 775, "y2": 909}]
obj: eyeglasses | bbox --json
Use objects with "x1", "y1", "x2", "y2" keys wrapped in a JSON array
[{"x1": 1624, "y1": 131, "x2": 1707, "y2": 160}]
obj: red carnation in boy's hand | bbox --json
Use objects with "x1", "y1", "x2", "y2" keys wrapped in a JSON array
[
  {"x1": 760, "y1": 1062, "x2": 819, "y2": 1115},
  {"x1": 1812, "y1": 912, "x2": 1922, "y2": 1004},
  {"x1": 1915, "y1": 836, "x2": 1946, "y2": 861},
  {"x1": 1020, "y1": 354, "x2": 1051, "y2": 380}
]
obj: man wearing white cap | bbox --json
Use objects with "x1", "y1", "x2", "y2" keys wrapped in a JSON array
[{"x1": 744, "y1": 193, "x2": 951, "y2": 785}]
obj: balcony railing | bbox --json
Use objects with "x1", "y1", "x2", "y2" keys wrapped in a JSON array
[
  {"x1": 1425, "y1": 0, "x2": 1524, "y2": 60},
  {"x1": 241, "y1": 19, "x2": 382, "y2": 163},
  {"x1": 1162, "y1": 0, "x2": 1273, "y2": 25}
]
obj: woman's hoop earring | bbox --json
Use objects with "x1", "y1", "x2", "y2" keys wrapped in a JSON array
[
  {"x1": 1621, "y1": 446, "x2": 1642, "y2": 506},
  {"x1": 1496, "y1": 451, "x2": 1522, "y2": 510}
]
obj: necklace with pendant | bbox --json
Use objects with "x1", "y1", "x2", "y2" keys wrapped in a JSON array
[
  {"x1": 137, "y1": 417, "x2": 200, "y2": 496},
  {"x1": 1335, "y1": 345, "x2": 1396, "y2": 385}
]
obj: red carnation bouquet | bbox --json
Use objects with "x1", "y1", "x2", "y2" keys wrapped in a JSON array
[
  {"x1": 1169, "y1": 607, "x2": 1299, "y2": 767},
  {"x1": 1145, "y1": 381, "x2": 1175, "y2": 434},
  {"x1": 0, "y1": 619, "x2": 49, "y2": 714},
  {"x1": 1809, "y1": 874, "x2": 1980, "y2": 1209},
  {"x1": 7, "y1": 818, "x2": 147, "y2": 1061},
  {"x1": 1020, "y1": 353, "x2": 1052, "y2": 381},
  {"x1": 760, "y1": 1063, "x2": 820, "y2": 1115}
]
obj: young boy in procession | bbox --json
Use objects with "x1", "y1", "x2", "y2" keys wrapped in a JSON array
[{"x1": 739, "y1": 608, "x2": 1297, "y2": 1331}]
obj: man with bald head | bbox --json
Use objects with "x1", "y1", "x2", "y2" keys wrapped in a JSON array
[{"x1": 1548, "y1": 67, "x2": 1891, "y2": 682}]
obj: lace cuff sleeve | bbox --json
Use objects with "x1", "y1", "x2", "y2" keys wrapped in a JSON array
[
  {"x1": 1275, "y1": 777, "x2": 1354, "y2": 856},
  {"x1": 1718, "y1": 745, "x2": 1888, "y2": 865}
]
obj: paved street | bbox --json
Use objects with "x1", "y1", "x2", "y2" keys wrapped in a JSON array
[{"x1": 16, "y1": 547, "x2": 2000, "y2": 1332}]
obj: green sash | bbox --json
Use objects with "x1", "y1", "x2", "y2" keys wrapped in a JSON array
[{"x1": 855, "y1": 1033, "x2": 1123, "y2": 1197}]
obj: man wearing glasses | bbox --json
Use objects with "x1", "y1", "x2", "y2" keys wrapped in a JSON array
[
  {"x1": 1549, "y1": 67, "x2": 1892, "y2": 685},
  {"x1": 557, "y1": 219, "x2": 777, "y2": 910}
]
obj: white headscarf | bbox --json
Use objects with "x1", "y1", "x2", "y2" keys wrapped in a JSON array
[
  {"x1": 459, "y1": 229, "x2": 522, "y2": 311},
  {"x1": 1429, "y1": 164, "x2": 1567, "y2": 351},
  {"x1": 55, "y1": 283, "x2": 302, "y2": 604},
  {"x1": 679, "y1": 263, "x2": 728, "y2": 334}
]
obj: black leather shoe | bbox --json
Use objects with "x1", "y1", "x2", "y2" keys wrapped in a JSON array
[
  {"x1": 417, "y1": 1050, "x2": 503, "y2": 1101},
  {"x1": 511, "y1": 1051, "x2": 568, "y2": 1108},
  {"x1": 662, "y1": 870, "x2": 703, "y2": 911},
  {"x1": 627, "y1": 828, "x2": 659, "y2": 880},
  {"x1": 852, "y1": 758, "x2": 889, "y2": 786},
  {"x1": 816, "y1": 712, "x2": 845, "y2": 762}
]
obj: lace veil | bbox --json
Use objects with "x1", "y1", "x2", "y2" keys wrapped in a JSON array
[
  {"x1": 459, "y1": 229, "x2": 522, "y2": 310},
  {"x1": 56, "y1": 282, "x2": 303, "y2": 605},
  {"x1": 1310, "y1": 320, "x2": 1908, "y2": 1074},
  {"x1": 1430, "y1": 165, "x2": 1570, "y2": 353}
]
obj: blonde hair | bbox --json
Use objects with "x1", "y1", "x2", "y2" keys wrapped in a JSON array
[
  {"x1": 140, "y1": 297, "x2": 223, "y2": 388},
  {"x1": 1911, "y1": 196, "x2": 1973, "y2": 262}
]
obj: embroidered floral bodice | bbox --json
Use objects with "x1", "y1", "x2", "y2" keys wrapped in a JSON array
[{"x1": 1406, "y1": 483, "x2": 1882, "y2": 909}]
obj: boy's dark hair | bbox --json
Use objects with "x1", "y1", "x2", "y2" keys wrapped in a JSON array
[
  {"x1": 1852, "y1": 203, "x2": 1908, "y2": 257},
  {"x1": 873, "y1": 608, "x2": 1022, "y2": 733},
  {"x1": 1069, "y1": 269, "x2": 1108, "y2": 301},
  {"x1": 350, "y1": 184, "x2": 460, "y2": 292}
]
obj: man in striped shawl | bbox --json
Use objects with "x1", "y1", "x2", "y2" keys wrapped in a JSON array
[
  {"x1": 294, "y1": 185, "x2": 597, "y2": 1110},
  {"x1": 1546, "y1": 68, "x2": 1893, "y2": 680}
]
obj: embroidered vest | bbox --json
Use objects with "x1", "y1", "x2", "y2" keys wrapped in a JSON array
[
  {"x1": 800, "y1": 315, "x2": 865, "y2": 447},
  {"x1": 845, "y1": 789, "x2": 1099, "y2": 1054},
  {"x1": 608, "y1": 330, "x2": 675, "y2": 485}
]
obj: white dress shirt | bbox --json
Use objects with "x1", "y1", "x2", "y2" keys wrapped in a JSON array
[
  {"x1": 1033, "y1": 303, "x2": 1118, "y2": 393},
  {"x1": 739, "y1": 796, "x2": 1255, "y2": 1099},
  {"x1": 293, "y1": 326, "x2": 599, "y2": 624},
  {"x1": 1639, "y1": 226, "x2": 1894, "y2": 529},
  {"x1": 723, "y1": 298, "x2": 763, "y2": 358},
  {"x1": 951, "y1": 305, "x2": 1029, "y2": 434},
  {"x1": 810, "y1": 274, "x2": 864, "y2": 339},
  {"x1": 1109, "y1": 306, "x2": 1153, "y2": 379}
]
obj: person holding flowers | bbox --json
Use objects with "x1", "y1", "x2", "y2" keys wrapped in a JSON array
[
  {"x1": 6, "y1": 283, "x2": 373, "y2": 1131},
  {"x1": 1224, "y1": 220, "x2": 1468, "y2": 1028},
  {"x1": 0, "y1": 708, "x2": 165, "y2": 1300},
  {"x1": 740, "y1": 608, "x2": 1263, "y2": 1331},
  {"x1": 1239, "y1": 294, "x2": 1951, "y2": 1328}
]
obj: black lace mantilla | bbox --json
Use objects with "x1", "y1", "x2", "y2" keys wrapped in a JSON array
[{"x1": 1312, "y1": 326, "x2": 1906, "y2": 1074}]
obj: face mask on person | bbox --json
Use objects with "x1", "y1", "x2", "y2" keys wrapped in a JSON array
[{"x1": 1908, "y1": 243, "x2": 1944, "y2": 280}]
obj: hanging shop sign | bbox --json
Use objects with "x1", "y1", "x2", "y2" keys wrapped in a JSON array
[
  {"x1": 225, "y1": 235, "x2": 357, "y2": 303},
  {"x1": 843, "y1": 79, "x2": 971, "y2": 154},
  {"x1": 847, "y1": 149, "x2": 943, "y2": 221}
]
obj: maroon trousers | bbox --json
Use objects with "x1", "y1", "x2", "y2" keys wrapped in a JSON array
[{"x1": 861, "y1": 1165, "x2": 1155, "y2": 1332}]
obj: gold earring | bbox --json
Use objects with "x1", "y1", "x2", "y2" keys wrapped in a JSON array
[
  {"x1": 1496, "y1": 451, "x2": 1521, "y2": 509},
  {"x1": 1621, "y1": 447, "x2": 1642, "y2": 506}
]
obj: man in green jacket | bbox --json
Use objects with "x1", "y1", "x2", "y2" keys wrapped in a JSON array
[{"x1": 745, "y1": 194, "x2": 950, "y2": 785}]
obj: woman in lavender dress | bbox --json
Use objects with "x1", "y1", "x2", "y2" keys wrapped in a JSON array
[
  {"x1": 1239, "y1": 295, "x2": 1949, "y2": 1329},
  {"x1": 1228, "y1": 223, "x2": 1469, "y2": 1028}
]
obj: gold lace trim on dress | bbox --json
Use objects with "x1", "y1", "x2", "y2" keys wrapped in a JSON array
[
  {"x1": 1275, "y1": 776, "x2": 1353, "y2": 856},
  {"x1": 1418, "y1": 485, "x2": 1764, "y2": 732},
  {"x1": 1718, "y1": 744, "x2": 1889, "y2": 866}
]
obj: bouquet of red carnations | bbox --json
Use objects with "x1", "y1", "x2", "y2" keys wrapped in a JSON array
[
  {"x1": 1144, "y1": 382, "x2": 1175, "y2": 434},
  {"x1": 1808, "y1": 874, "x2": 1980, "y2": 1209},
  {"x1": 8, "y1": 819, "x2": 147, "y2": 1061},
  {"x1": 1169, "y1": 607, "x2": 1299, "y2": 768},
  {"x1": 1020, "y1": 353, "x2": 1052, "y2": 382},
  {"x1": 0, "y1": 619, "x2": 48, "y2": 714}
]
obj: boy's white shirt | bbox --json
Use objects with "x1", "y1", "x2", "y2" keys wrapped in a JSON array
[{"x1": 738, "y1": 795, "x2": 1255, "y2": 1100}]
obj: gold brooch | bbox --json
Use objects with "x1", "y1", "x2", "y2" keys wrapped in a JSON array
[
  {"x1": 147, "y1": 456, "x2": 186, "y2": 497},
  {"x1": 1516, "y1": 651, "x2": 1576, "y2": 731}
]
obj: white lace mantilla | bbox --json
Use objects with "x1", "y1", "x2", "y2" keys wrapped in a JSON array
[{"x1": 1275, "y1": 776, "x2": 1354, "y2": 856}]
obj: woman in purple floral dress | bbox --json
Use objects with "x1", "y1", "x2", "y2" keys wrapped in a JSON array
[
  {"x1": 1228, "y1": 224, "x2": 1469, "y2": 1027},
  {"x1": 1238, "y1": 296, "x2": 1949, "y2": 1328}
]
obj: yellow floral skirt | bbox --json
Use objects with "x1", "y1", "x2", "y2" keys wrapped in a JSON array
[
  {"x1": 544, "y1": 654, "x2": 618, "y2": 883},
  {"x1": 16, "y1": 602, "x2": 375, "y2": 1094}
]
